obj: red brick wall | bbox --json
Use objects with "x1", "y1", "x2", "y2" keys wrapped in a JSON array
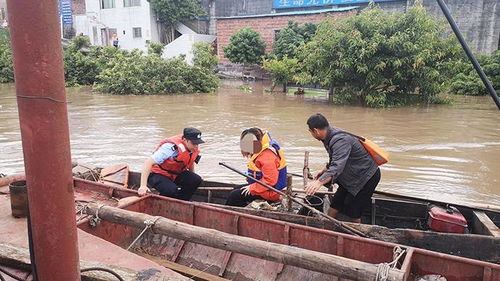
[
  {"x1": 72, "y1": 0, "x2": 86, "y2": 15},
  {"x1": 216, "y1": 10, "x2": 357, "y2": 62}
]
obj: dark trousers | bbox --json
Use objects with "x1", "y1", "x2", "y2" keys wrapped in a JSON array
[
  {"x1": 226, "y1": 187, "x2": 264, "y2": 207},
  {"x1": 299, "y1": 168, "x2": 381, "y2": 218},
  {"x1": 148, "y1": 171, "x2": 202, "y2": 201},
  {"x1": 330, "y1": 168, "x2": 381, "y2": 218}
]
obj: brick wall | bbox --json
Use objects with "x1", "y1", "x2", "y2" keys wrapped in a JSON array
[
  {"x1": 72, "y1": 0, "x2": 86, "y2": 15},
  {"x1": 216, "y1": 9, "x2": 357, "y2": 61}
]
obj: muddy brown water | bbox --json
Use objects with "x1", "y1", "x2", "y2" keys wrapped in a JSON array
[{"x1": 1, "y1": 80, "x2": 499, "y2": 206}]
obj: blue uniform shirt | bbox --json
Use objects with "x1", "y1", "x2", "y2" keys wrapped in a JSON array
[{"x1": 152, "y1": 143, "x2": 179, "y2": 164}]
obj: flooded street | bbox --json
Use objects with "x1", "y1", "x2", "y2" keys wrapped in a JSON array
[{"x1": 1, "y1": 80, "x2": 499, "y2": 206}]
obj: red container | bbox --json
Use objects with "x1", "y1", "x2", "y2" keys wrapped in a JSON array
[{"x1": 428, "y1": 205, "x2": 468, "y2": 233}]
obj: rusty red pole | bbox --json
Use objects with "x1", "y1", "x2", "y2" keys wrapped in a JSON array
[{"x1": 6, "y1": 0, "x2": 81, "y2": 280}]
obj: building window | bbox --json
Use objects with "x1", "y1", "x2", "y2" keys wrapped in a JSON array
[
  {"x1": 133, "y1": 27, "x2": 142, "y2": 38},
  {"x1": 101, "y1": 0, "x2": 115, "y2": 9},
  {"x1": 124, "y1": 0, "x2": 140, "y2": 7}
]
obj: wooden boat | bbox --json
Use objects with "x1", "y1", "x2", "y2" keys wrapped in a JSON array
[
  {"x1": 118, "y1": 170, "x2": 500, "y2": 263},
  {"x1": 5, "y1": 165, "x2": 500, "y2": 265},
  {"x1": 1, "y1": 174, "x2": 499, "y2": 280},
  {"x1": 78, "y1": 178, "x2": 500, "y2": 280}
]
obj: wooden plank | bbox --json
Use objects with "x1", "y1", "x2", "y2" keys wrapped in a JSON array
[
  {"x1": 218, "y1": 215, "x2": 239, "y2": 277},
  {"x1": 137, "y1": 252, "x2": 231, "y2": 281},
  {"x1": 400, "y1": 248, "x2": 414, "y2": 281},
  {"x1": 170, "y1": 240, "x2": 186, "y2": 262},
  {"x1": 84, "y1": 204, "x2": 405, "y2": 281},
  {"x1": 473, "y1": 211, "x2": 500, "y2": 237}
]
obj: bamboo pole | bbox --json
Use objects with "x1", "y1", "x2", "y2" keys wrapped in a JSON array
[
  {"x1": 219, "y1": 162, "x2": 367, "y2": 237},
  {"x1": 286, "y1": 174, "x2": 293, "y2": 212},
  {"x1": 303, "y1": 151, "x2": 310, "y2": 188},
  {"x1": 84, "y1": 204, "x2": 404, "y2": 281}
]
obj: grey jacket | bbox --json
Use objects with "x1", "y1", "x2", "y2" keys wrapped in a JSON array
[{"x1": 319, "y1": 126, "x2": 379, "y2": 196}]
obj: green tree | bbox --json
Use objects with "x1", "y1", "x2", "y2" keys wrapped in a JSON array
[
  {"x1": 273, "y1": 21, "x2": 316, "y2": 59},
  {"x1": 192, "y1": 42, "x2": 219, "y2": 69},
  {"x1": 148, "y1": 0, "x2": 206, "y2": 43},
  {"x1": 148, "y1": 42, "x2": 165, "y2": 56},
  {"x1": 298, "y1": 3, "x2": 461, "y2": 107},
  {"x1": 94, "y1": 53, "x2": 219, "y2": 95},
  {"x1": 223, "y1": 28, "x2": 266, "y2": 65},
  {"x1": 263, "y1": 57, "x2": 298, "y2": 92},
  {"x1": 450, "y1": 50, "x2": 500, "y2": 96},
  {"x1": 0, "y1": 28, "x2": 14, "y2": 83}
]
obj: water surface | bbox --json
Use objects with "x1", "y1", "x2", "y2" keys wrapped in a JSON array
[{"x1": 1, "y1": 81, "x2": 499, "y2": 206}]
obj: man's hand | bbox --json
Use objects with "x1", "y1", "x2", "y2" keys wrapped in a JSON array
[
  {"x1": 313, "y1": 168, "x2": 327, "y2": 180},
  {"x1": 240, "y1": 185, "x2": 251, "y2": 196},
  {"x1": 138, "y1": 186, "x2": 150, "y2": 196},
  {"x1": 305, "y1": 180, "x2": 323, "y2": 196}
]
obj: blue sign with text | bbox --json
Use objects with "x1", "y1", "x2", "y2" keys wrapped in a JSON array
[
  {"x1": 273, "y1": 0, "x2": 398, "y2": 9},
  {"x1": 58, "y1": 0, "x2": 73, "y2": 25}
]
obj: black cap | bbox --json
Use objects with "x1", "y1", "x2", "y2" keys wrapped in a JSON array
[{"x1": 183, "y1": 127, "x2": 205, "y2": 144}]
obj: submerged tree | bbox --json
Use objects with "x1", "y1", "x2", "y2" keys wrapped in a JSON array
[
  {"x1": 0, "y1": 28, "x2": 14, "y2": 83},
  {"x1": 450, "y1": 50, "x2": 500, "y2": 96},
  {"x1": 298, "y1": 2, "x2": 462, "y2": 107},
  {"x1": 192, "y1": 42, "x2": 219, "y2": 69},
  {"x1": 263, "y1": 57, "x2": 298, "y2": 92}
]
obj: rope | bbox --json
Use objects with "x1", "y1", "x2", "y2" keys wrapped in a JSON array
[
  {"x1": 88, "y1": 204, "x2": 105, "y2": 228},
  {"x1": 75, "y1": 201, "x2": 90, "y2": 222},
  {"x1": 80, "y1": 267, "x2": 125, "y2": 281},
  {"x1": 295, "y1": 194, "x2": 325, "y2": 216},
  {"x1": 0, "y1": 262, "x2": 124, "y2": 281},
  {"x1": 126, "y1": 217, "x2": 162, "y2": 251},
  {"x1": 375, "y1": 246, "x2": 406, "y2": 281}
]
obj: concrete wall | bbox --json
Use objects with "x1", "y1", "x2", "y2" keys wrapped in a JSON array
[
  {"x1": 162, "y1": 32, "x2": 216, "y2": 64},
  {"x1": 417, "y1": 0, "x2": 499, "y2": 54},
  {"x1": 216, "y1": 9, "x2": 356, "y2": 61},
  {"x1": 215, "y1": 0, "x2": 271, "y2": 17}
]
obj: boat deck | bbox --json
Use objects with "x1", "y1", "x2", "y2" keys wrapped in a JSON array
[{"x1": 0, "y1": 183, "x2": 189, "y2": 280}]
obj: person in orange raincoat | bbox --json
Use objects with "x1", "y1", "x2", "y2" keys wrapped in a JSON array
[{"x1": 226, "y1": 128, "x2": 287, "y2": 207}]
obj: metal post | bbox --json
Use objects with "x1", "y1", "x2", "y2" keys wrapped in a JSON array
[
  {"x1": 436, "y1": 0, "x2": 500, "y2": 110},
  {"x1": 6, "y1": 0, "x2": 81, "y2": 280}
]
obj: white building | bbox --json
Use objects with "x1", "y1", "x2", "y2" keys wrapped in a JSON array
[
  {"x1": 73, "y1": 0, "x2": 216, "y2": 63},
  {"x1": 74, "y1": 0, "x2": 160, "y2": 51},
  {"x1": 0, "y1": 0, "x2": 7, "y2": 25}
]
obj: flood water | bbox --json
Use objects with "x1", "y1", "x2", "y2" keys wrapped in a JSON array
[{"x1": 1, "y1": 80, "x2": 499, "y2": 206}]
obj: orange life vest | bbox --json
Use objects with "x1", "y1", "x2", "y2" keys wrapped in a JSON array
[{"x1": 151, "y1": 135, "x2": 200, "y2": 181}]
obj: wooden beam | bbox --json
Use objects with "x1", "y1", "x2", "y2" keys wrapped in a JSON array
[
  {"x1": 136, "y1": 252, "x2": 231, "y2": 281},
  {"x1": 472, "y1": 211, "x2": 500, "y2": 237},
  {"x1": 84, "y1": 204, "x2": 405, "y2": 281}
]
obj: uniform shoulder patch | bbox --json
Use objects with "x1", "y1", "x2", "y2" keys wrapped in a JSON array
[
  {"x1": 171, "y1": 144, "x2": 177, "y2": 151},
  {"x1": 178, "y1": 143, "x2": 187, "y2": 152}
]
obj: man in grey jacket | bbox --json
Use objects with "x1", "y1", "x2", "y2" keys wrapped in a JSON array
[{"x1": 305, "y1": 113, "x2": 380, "y2": 223}]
